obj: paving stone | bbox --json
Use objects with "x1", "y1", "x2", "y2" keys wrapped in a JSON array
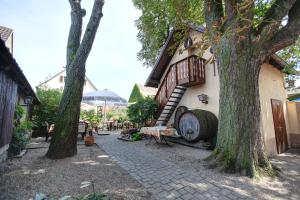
[
  {"x1": 162, "y1": 184, "x2": 173, "y2": 191},
  {"x1": 178, "y1": 188, "x2": 188, "y2": 195},
  {"x1": 95, "y1": 134, "x2": 299, "y2": 200},
  {"x1": 169, "y1": 190, "x2": 180, "y2": 197},
  {"x1": 181, "y1": 193, "x2": 194, "y2": 200},
  {"x1": 220, "y1": 189, "x2": 232, "y2": 195}
]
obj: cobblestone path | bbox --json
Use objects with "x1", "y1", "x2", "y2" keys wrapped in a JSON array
[{"x1": 95, "y1": 133, "x2": 299, "y2": 200}]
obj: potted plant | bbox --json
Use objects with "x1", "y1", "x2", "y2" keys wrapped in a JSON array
[{"x1": 84, "y1": 123, "x2": 94, "y2": 146}]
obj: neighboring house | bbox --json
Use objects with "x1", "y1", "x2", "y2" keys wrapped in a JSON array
[
  {"x1": 37, "y1": 69, "x2": 98, "y2": 94},
  {"x1": 128, "y1": 83, "x2": 158, "y2": 103},
  {"x1": 145, "y1": 26, "x2": 300, "y2": 156},
  {"x1": 0, "y1": 25, "x2": 13, "y2": 54},
  {"x1": 0, "y1": 38, "x2": 39, "y2": 162}
]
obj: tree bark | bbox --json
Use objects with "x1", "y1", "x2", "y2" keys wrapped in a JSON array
[
  {"x1": 209, "y1": 31, "x2": 272, "y2": 176},
  {"x1": 46, "y1": 0, "x2": 104, "y2": 159},
  {"x1": 204, "y1": 0, "x2": 290, "y2": 177}
]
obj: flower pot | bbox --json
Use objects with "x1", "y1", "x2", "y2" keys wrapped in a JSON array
[{"x1": 84, "y1": 136, "x2": 94, "y2": 146}]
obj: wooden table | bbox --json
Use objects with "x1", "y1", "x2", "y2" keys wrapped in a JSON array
[{"x1": 141, "y1": 127, "x2": 178, "y2": 145}]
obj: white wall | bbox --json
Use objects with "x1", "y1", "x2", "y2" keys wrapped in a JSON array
[
  {"x1": 166, "y1": 31, "x2": 220, "y2": 125},
  {"x1": 39, "y1": 70, "x2": 97, "y2": 94},
  {"x1": 286, "y1": 102, "x2": 300, "y2": 148},
  {"x1": 259, "y1": 63, "x2": 288, "y2": 156}
]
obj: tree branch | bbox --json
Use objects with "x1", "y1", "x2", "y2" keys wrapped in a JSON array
[
  {"x1": 205, "y1": 0, "x2": 224, "y2": 45},
  {"x1": 255, "y1": 0, "x2": 296, "y2": 37},
  {"x1": 224, "y1": 0, "x2": 236, "y2": 20},
  {"x1": 70, "y1": 0, "x2": 104, "y2": 70},
  {"x1": 66, "y1": 0, "x2": 84, "y2": 71},
  {"x1": 263, "y1": 0, "x2": 300, "y2": 55}
]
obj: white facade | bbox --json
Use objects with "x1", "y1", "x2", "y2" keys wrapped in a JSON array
[{"x1": 37, "y1": 70, "x2": 98, "y2": 94}]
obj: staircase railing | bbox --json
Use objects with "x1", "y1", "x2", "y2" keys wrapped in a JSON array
[{"x1": 154, "y1": 55, "x2": 206, "y2": 118}]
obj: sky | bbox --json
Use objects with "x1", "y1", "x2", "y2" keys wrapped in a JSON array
[{"x1": 0, "y1": 0, "x2": 152, "y2": 100}]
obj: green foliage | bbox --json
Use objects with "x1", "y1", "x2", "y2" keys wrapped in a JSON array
[
  {"x1": 14, "y1": 105, "x2": 25, "y2": 128},
  {"x1": 127, "y1": 97, "x2": 158, "y2": 127},
  {"x1": 16, "y1": 120, "x2": 33, "y2": 133},
  {"x1": 133, "y1": 0, "x2": 300, "y2": 71},
  {"x1": 14, "y1": 105, "x2": 25, "y2": 123},
  {"x1": 80, "y1": 110, "x2": 102, "y2": 124},
  {"x1": 8, "y1": 106, "x2": 31, "y2": 156},
  {"x1": 106, "y1": 108, "x2": 128, "y2": 122},
  {"x1": 8, "y1": 131, "x2": 29, "y2": 155},
  {"x1": 253, "y1": 0, "x2": 273, "y2": 27},
  {"x1": 132, "y1": 0, "x2": 204, "y2": 67},
  {"x1": 32, "y1": 87, "x2": 62, "y2": 135},
  {"x1": 278, "y1": 37, "x2": 300, "y2": 70},
  {"x1": 278, "y1": 37, "x2": 300, "y2": 89},
  {"x1": 128, "y1": 84, "x2": 144, "y2": 103},
  {"x1": 131, "y1": 132, "x2": 142, "y2": 141}
]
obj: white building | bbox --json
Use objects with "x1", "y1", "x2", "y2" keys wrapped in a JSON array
[{"x1": 37, "y1": 69, "x2": 98, "y2": 94}]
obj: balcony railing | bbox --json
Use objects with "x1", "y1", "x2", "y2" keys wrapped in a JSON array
[{"x1": 155, "y1": 55, "x2": 206, "y2": 112}]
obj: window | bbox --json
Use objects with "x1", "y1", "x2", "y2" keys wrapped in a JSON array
[{"x1": 59, "y1": 76, "x2": 63, "y2": 83}]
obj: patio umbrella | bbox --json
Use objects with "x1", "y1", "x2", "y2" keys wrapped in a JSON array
[{"x1": 82, "y1": 89, "x2": 127, "y2": 122}]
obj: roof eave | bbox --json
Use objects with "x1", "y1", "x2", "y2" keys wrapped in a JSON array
[
  {"x1": 145, "y1": 30, "x2": 175, "y2": 87},
  {"x1": 144, "y1": 25, "x2": 205, "y2": 87},
  {"x1": 0, "y1": 39, "x2": 40, "y2": 105}
]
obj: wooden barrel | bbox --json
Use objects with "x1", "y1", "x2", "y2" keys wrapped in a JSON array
[
  {"x1": 174, "y1": 106, "x2": 188, "y2": 135},
  {"x1": 178, "y1": 109, "x2": 218, "y2": 142}
]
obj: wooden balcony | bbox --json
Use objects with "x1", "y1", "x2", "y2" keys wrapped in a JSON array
[{"x1": 154, "y1": 55, "x2": 206, "y2": 118}]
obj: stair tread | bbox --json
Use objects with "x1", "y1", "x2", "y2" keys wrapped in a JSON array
[{"x1": 155, "y1": 85, "x2": 187, "y2": 125}]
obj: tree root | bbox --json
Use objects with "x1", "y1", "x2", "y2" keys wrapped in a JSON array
[{"x1": 204, "y1": 151, "x2": 277, "y2": 178}]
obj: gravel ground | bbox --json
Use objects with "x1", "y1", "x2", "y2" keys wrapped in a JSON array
[{"x1": 0, "y1": 137, "x2": 152, "y2": 200}]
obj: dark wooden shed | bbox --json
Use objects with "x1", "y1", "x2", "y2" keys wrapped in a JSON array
[{"x1": 0, "y1": 38, "x2": 39, "y2": 159}]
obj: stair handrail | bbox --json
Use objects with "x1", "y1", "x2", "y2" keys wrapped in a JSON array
[{"x1": 154, "y1": 55, "x2": 205, "y2": 118}]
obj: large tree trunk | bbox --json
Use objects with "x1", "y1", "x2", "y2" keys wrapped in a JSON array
[
  {"x1": 207, "y1": 29, "x2": 273, "y2": 177},
  {"x1": 201, "y1": 0, "x2": 300, "y2": 177},
  {"x1": 46, "y1": 66, "x2": 85, "y2": 158},
  {"x1": 46, "y1": 0, "x2": 104, "y2": 159}
]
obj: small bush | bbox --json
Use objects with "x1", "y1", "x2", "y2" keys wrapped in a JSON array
[
  {"x1": 32, "y1": 87, "x2": 62, "y2": 137},
  {"x1": 16, "y1": 120, "x2": 33, "y2": 132},
  {"x1": 131, "y1": 132, "x2": 142, "y2": 141},
  {"x1": 127, "y1": 97, "x2": 158, "y2": 128},
  {"x1": 8, "y1": 105, "x2": 32, "y2": 156},
  {"x1": 106, "y1": 107, "x2": 128, "y2": 123},
  {"x1": 80, "y1": 110, "x2": 102, "y2": 124},
  {"x1": 8, "y1": 130, "x2": 29, "y2": 156}
]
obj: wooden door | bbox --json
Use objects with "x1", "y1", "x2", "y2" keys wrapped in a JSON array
[{"x1": 271, "y1": 99, "x2": 288, "y2": 154}]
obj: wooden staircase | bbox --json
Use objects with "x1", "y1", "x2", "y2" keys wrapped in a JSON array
[
  {"x1": 156, "y1": 86, "x2": 186, "y2": 126},
  {"x1": 154, "y1": 55, "x2": 206, "y2": 126}
]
